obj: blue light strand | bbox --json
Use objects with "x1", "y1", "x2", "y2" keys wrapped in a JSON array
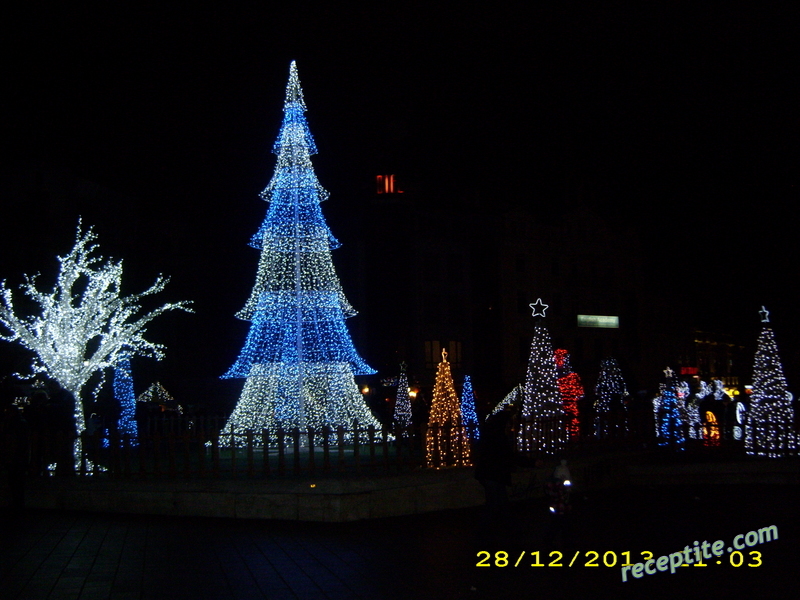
[
  {"x1": 113, "y1": 356, "x2": 138, "y2": 445},
  {"x1": 460, "y1": 375, "x2": 479, "y2": 439}
]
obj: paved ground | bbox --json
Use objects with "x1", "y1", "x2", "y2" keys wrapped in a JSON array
[{"x1": 1, "y1": 483, "x2": 797, "y2": 599}]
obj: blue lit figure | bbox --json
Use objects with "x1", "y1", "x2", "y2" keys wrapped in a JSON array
[
  {"x1": 655, "y1": 371, "x2": 686, "y2": 451},
  {"x1": 393, "y1": 365, "x2": 412, "y2": 431},
  {"x1": 113, "y1": 356, "x2": 138, "y2": 446},
  {"x1": 221, "y1": 62, "x2": 378, "y2": 443},
  {"x1": 460, "y1": 375, "x2": 479, "y2": 440}
]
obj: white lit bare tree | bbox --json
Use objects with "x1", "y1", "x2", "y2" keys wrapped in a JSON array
[{"x1": 0, "y1": 223, "x2": 192, "y2": 467}]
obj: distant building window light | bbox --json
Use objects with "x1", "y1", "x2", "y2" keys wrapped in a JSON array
[
  {"x1": 376, "y1": 174, "x2": 403, "y2": 194},
  {"x1": 577, "y1": 315, "x2": 619, "y2": 329}
]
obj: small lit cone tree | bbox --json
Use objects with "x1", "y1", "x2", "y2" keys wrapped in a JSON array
[
  {"x1": 594, "y1": 357, "x2": 629, "y2": 438},
  {"x1": 221, "y1": 62, "x2": 378, "y2": 445},
  {"x1": 393, "y1": 363, "x2": 413, "y2": 432},
  {"x1": 138, "y1": 381, "x2": 176, "y2": 406},
  {"x1": 460, "y1": 375, "x2": 479, "y2": 440},
  {"x1": 0, "y1": 224, "x2": 191, "y2": 469},
  {"x1": 555, "y1": 349, "x2": 583, "y2": 440},
  {"x1": 745, "y1": 307, "x2": 796, "y2": 457},
  {"x1": 518, "y1": 299, "x2": 566, "y2": 455},
  {"x1": 113, "y1": 356, "x2": 138, "y2": 445},
  {"x1": 653, "y1": 367, "x2": 686, "y2": 450},
  {"x1": 426, "y1": 349, "x2": 471, "y2": 468}
]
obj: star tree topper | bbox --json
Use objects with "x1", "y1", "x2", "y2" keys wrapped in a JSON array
[
  {"x1": 759, "y1": 306, "x2": 770, "y2": 323},
  {"x1": 529, "y1": 298, "x2": 549, "y2": 318}
]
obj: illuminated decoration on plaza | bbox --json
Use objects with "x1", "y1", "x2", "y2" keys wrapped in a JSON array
[
  {"x1": 0, "y1": 223, "x2": 191, "y2": 468},
  {"x1": 594, "y1": 357, "x2": 629, "y2": 438},
  {"x1": 220, "y1": 62, "x2": 378, "y2": 445},
  {"x1": 704, "y1": 411, "x2": 721, "y2": 445},
  {"x1": 393, "y1": 362, "x2": 412, "y2": 430},
  {"x1": 426, "y1": 349, "x2": 472, "y2": 468},
  {"x1": 137, "y1": 381, "x2": 177, "y2": 407},
  {"x1": 712, "y1": 379, "x2": 730, "y2": 402},
  {"x1": 491, "y1": 383, "x2": 523, "y2": 417},
  {"x1": 653, "y1": 367, "x2": 686, "y2": 450},
  {"x1": 460, "y1": 375, "x2": 479, "y2": 439},
  {"x1": 113, "y1": 356, "x2": 138, "y2": 444},
  {"x1": 744, "y1": 307, "x2": 796, "y2": 457},
  {"x1": 518, "y1": 301, "x2": 566, "y2": 455},
  {"x1": 555, "y1": 349, "x2": 583, "y2": 439},
  {"x1": 733, "y1": 401, "x2": 747, "y2": 440},
  {"x1": 684, "y1": 393, "x2": 702, "y2": 440},
  {"x1": 675, "y1": 379, "x2": 701, "y2": 439}
]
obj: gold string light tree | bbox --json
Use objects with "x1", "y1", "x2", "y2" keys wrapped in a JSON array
[{"x1": 426, "y1": 349, "x2": 472, "y2": 468}]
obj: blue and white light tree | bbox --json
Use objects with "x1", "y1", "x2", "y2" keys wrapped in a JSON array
[
  {"x1": 518, "y1": 299, "x2": 566, "y2": 455},
  {"x1": 745, "y1": 307, "x2": 796, "y2": 457},
  {"x1": 460, "y1": 375, "x2": 479, "y2": 440},
  {"x1": 653, "y1": 367, "x2": 686, "y2": 450},
  {"x1": 221, "y1": 62, "x2": 378, "y2": 443}
]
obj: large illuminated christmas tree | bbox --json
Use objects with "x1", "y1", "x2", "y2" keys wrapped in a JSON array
[
  {"x1": 518, "y1": 299, "x2": 566, "y2": 455},
  {"x1": 426, "y1": 349, "x2": 471, "y2": 467},
  {"x1": 221, "y1": 62, "x2": 378, "y2": 444},
  {"x1": 745, "y1": 307, "x2": 796, "y2": 457}
]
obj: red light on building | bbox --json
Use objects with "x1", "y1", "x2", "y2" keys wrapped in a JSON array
[
  {"x1": 376, "y1": 174, "x2": 403, "y2": 194},
  {"x1": 680, "y1": 367, "x2": 698, "y2": 375}
]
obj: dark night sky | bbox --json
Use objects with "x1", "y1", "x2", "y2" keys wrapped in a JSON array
[{"x1": 1, "y1": 3, "x2": 798, "y2": 406}]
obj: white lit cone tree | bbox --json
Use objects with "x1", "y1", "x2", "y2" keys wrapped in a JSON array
[
  {"x1": 393, "y1": 362, "x2": 412, "y2": 430},
  {"x1": 518, "y1": 299, "x2": 566, "y2": 455},
  {"x1": 221, "y1": 61, "x2": 379, "y2": 444},
  {"x1": 745, "y1": 307, "x2": 796, "y2": 457},
  {"x1": 0, "y1": 224, "x2": 192, "y2": 469}
]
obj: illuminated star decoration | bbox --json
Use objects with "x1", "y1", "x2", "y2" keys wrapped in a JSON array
[
  {"x1": 759, "y1": 306, "x2": 770, "y2": 323},
  {"x1": 663, "y1": 366, "x2": 674, "y2": 379},
  {"x1": 529, "y1": 298, "x2": 549, "y2": 318}
]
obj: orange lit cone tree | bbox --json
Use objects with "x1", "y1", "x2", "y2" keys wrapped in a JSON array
[{"x1": 426, "y1": 349, "x2": 472, "y2": 468}]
